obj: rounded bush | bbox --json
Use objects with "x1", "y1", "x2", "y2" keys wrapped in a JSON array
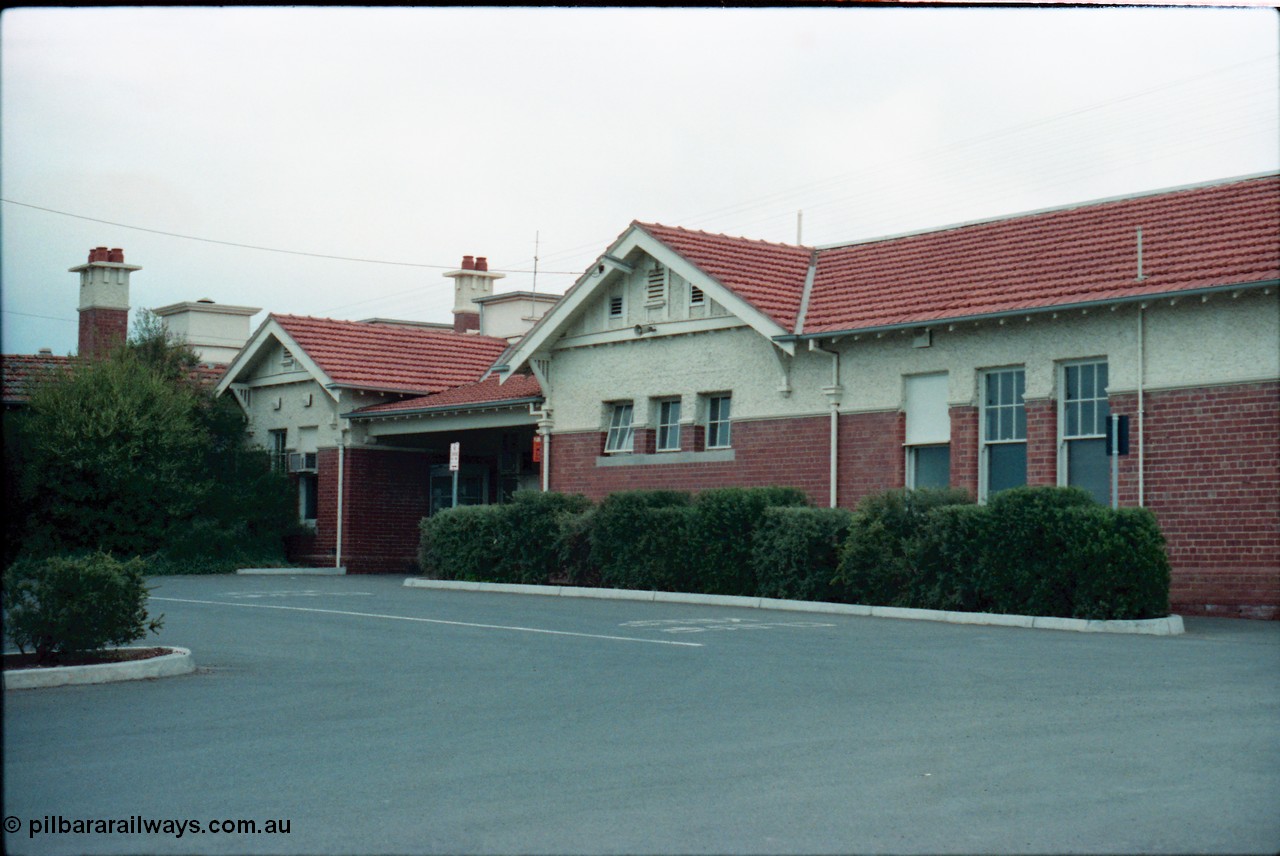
[{"x1": 3, "y1": 552, "x2": 164, "y2": 665}]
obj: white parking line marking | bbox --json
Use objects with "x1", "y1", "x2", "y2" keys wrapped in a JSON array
[{"x1": 152, "y1": 597, "x2": 703, "y2": 647}]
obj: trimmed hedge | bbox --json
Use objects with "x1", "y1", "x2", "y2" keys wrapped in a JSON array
[
  {"x1": 418, "y1": 491, "x2": 590, "y2": 584},
  {"x1": 689, "y1": 486, "x2": 810, "y2": 595},
  {"x1": 590, "y1": 490, "x2": 692, "y2": 591},
  {"x1": 3, "y1": 552, "x2": 164, "y2": 664},
  {"x1": 752, "y1": 506, "x2": 853, "y2": 602},
  {"x1": 833, "y1": 488, "x2": 975, "y2": 608},
  {"x1": 837, "y1": 486, "x2": 1171, "y2": 619},
  {"x1": 414, "y1": 485, "x2": 1170, "y2": 621}
]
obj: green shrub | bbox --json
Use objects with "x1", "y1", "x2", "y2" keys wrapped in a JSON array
[
  {"x1": 499, "y1": 491, "x2": 592, "y2": 584},
  {"x1": 2, "y1": 552, "x2": 164, "y2": 665},
  {"x1": 915, "y1": 504, "x2": 994, "y2": 612},
  {"x1": 418, "y1": 505, "x2": 507, "y2": 581},
  {"x1": 834, "y1": 488, "x2": 975, "y2": 607},
  {"x1": 752, "y1": 506, "x2": 853, "y2": 602},
  {"x1": 837, "y1": 486, "x2": 1171, "y2": 620},
  {"x1": 1071, "y1": 507, "x2": 1170, "y2": 620},
  {"x1": 590, "y1": 490, "x2": 691, "y2": 586},
  {"x1": 689, "y1": 486, "x2": 810, "y2": 595},
  {"x1": 416, "y1": 492, "x2": 592, "y2": 584},
  {"x1": 978, "y1": 486, "x2": 1100, "y2": 616},
  {"x1": 559, "y1": 507, "x2": 600, "y2": 587},
  {"x1": 598, "y1": 506, "x2": 696, "y2": 591}
]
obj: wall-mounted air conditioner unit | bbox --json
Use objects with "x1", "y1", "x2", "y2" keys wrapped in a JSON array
[{"x1": 287, "y1": 452, "x2": 318, "y2": 473}]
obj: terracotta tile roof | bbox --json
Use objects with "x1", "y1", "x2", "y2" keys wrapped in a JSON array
[
  {"x1": 2, "y1": 354, "x2": 224, "y2": 405},
  {"x1": 802, "y1": 174, "x2": 1280, "y2": 334},
  {"x1": 350, "y1": 373, "x2": 542, "y2": 418},
  {"x1": 273, "y1": 315, "x2": 509, "y2": 394},
  {"x1": 2, "y1": 353, "x2": 74, "y2": 405},
  {"x1": 635, "y1": 222, "x2": 813, "y2": 330}
]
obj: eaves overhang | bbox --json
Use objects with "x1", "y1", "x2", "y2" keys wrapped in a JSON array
[
  {"x1": 781, "y1": 278, "x2": 1280, "y2": 343},
  {"x1": 342, "y1": 395, "x2": 543, "y2": 422}
]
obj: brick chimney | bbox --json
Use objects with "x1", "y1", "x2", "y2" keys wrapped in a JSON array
[
  {"x1": 443, "y1": 255, "x2": 504, "y2": 333},
  {"x1": 69, "y1": 246, "x2": 141, "y2": 359}
]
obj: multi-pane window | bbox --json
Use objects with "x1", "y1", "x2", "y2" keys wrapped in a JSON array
[
  {"x1": 1061, "y1": 361, "x2": 1110, "y2": 504},
  {"x1": 657, "y1": 399, "x2": 682, "y2": 451},
  {"x1": 269, "y1": 429, "x2": 288, "y2": 473},
  {"x1": 706, "y1": 394, "x2": 732, "y2": 448},
  {"x1": 982, "y1": 368, "x2": 1026, "y2": 498},
  {"x1": 904, "y1": 373, "x2": 950, "y2": 489},
  {"x1": 604, "y1": 403, "x2": 635, "y2": 453}
]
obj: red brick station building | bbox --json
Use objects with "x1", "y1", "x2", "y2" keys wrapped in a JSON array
[{"x1": 9, "y1": 174, "x2": 1277, "y2": 619}]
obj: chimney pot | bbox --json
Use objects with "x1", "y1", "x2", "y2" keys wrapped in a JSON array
[
  {"x1": 108, "y1": 248, "x2": 124, "y2": 263},
  {"x1": 90, "y1": 247, "x2": 109, "y2": 262},
  {"x1": 462, "y1": 255, "x2": 475, "y2": 270},
  {"x1": 476, "y1": 257, "x2": 488, "y2": 272},
  {"x1": 38, "y1": 347, "x2": 53, "y2": 356}
]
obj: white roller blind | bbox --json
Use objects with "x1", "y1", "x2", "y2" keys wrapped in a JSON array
[{"x1": 904, "y1": 373, "x2": 950, "y2": 445}]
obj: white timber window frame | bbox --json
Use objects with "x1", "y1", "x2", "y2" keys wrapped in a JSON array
[
  {"x1": 903, "y1": 373, "x2": 951, "y2": 490},
  {"x1": 269, "y1": 429, "x2": 288, "y2": 473},
  {"x1": 656, "y1": 398, "x2": 682, "y2": 452},
  {"x1": 1058, "y1": 359, "x2": 1111, "y2": 504},
  {"x1": 705, "y1": 393, "x2": 732, "y2": 449},
  {"x1": 979, "y1": 367, "x2": 1027, "y2": 501},
  {"x1": 604, "y1": 402, "x2": 635, "y2": 454}
]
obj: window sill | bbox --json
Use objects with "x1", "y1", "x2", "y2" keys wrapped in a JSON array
[{"x1": 596, "y1": 449, "x2": 735, "y2": 467}]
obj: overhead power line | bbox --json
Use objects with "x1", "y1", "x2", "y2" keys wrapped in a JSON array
[{"x1": 0, "y1": 199, "x2": 583, "y2": 276}]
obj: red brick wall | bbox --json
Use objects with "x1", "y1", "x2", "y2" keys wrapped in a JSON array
[
  {"x1": 548, "y1": 410, "x2": 907, "y2": 509},
  {"x1": 550, "y1": 415, "x2": 834, "y2": 505},
  {"x1": 340, "y1": 447, "x2": 433, "y2": 574},
  {"x1": 1111, "y1": 382, "x2": 1279, "y2": 619},
  {"x1": 1025, "y1": 398, "x2": 1058, "y2": 486},
  {"x1": 837, "y1": 410, "x2": 904, "y2": 506},
  {"x1": 950, "y1": 406, "x2": 979, "y2": 497},
  {"x1": 286, "y1": 447, "x2": 434, "y2": 574},
  {"x1": 78, "y1": 307, "x2": 128, "y2": 361}
]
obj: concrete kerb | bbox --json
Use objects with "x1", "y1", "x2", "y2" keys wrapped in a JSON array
[
  {"x1": 237, "y1": 567, "x2": 346, "y2": 575},
  {"x1": 402, "y1": 578, "x2": 1185, "y2": 636},
  {"x1": 4, "y1": 647, "x2": 196, "y2": 690}
]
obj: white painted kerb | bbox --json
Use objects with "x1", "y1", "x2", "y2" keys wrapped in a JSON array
[
  {"x1": 4, "y1": 647, "x2": 195, "y2": 690},
  {"x1": 402, "y1": 579, "x2": 1185, "y2": 636}
]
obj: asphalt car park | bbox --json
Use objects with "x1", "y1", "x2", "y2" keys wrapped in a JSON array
[{"x1": 4, "y1": 573, "x2": 1279, "y2": 855}]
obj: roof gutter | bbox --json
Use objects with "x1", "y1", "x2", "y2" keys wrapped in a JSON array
[{"x1": 776, "y1": 278, "x2": 1279, "y2": 343}]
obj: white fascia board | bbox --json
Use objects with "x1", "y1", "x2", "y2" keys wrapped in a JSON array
[
  {"x1": 365, "y1": 406, "x2": 537, "y2": 436},
  {"x1": 213, "y1": 317, "x2": 340, "y2": 404},
  {"x1": 501, "y1": 229, "x2": 644, "y2": 377},
  {"x1": 618, "y1": 230, "x2": 794, "y2": 355}
]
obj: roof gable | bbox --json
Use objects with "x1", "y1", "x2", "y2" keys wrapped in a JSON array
[
  {"x1": 634, "y1": 222, "x2": 813, "y2": 331},
  {"x1": 802, "y1": 173, "x2": 1280, "y2": 334},
  {"x1": 217, "y1": 314, "x2": 510, "y2": 399}
]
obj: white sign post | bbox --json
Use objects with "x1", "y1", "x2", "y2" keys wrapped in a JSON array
[{"x1": 449, "y1": 442, "x2": 460, "y2": 508}]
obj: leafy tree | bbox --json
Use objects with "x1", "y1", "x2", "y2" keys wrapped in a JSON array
[{"x1": 12, "y1": 312, "x2": 294, "y2": 568}]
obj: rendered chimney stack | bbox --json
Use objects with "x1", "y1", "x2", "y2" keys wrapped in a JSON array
[
  {"x1": 69, "y1": 246, "x2": 141, "y2": 360},
  {"x1": 444, "y1": 254, "x2": 504, "y2": 333}
]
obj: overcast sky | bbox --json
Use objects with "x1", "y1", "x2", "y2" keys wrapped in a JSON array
[{"x1": 3, "y1": 5, "x2": 1277, "y2": 357}]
